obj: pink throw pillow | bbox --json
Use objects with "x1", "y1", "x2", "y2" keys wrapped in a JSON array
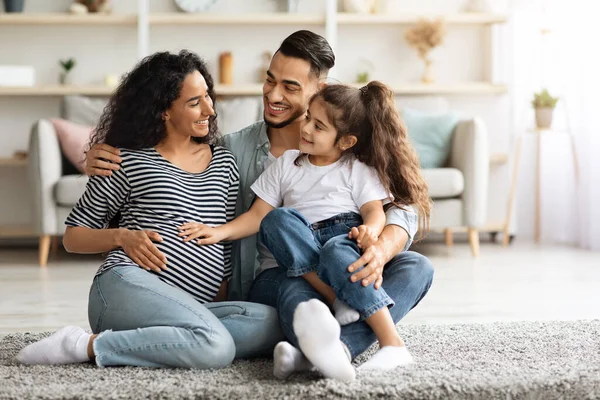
[{"x1": 50, "y1": 118, "x2": 93, "y2": 174}]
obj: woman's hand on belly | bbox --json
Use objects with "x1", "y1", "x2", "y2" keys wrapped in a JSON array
[
  {"x1": 118, "y1": 229, "x2": 168, "y2": 272},
  {"x1": 178, "y1": 221, "x2": 227, "y2": 245}
]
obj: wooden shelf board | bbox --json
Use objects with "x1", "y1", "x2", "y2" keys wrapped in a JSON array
[
  {"x1": 216, "y1": 83, "x2": 508, "y2": 96},
  {"x1": 350, "y1": 82, "x2": 508, "y2": 95},
  {"x1": 0, "y1": 12, "x2": 507, "y2": 26},
  {"x1": 0, "y1": 85, "x2": 115, "y2": 96},
  {"x1": 0, "y1": 157, "x2": 27, "y2": 166},
  {"x1": 0, "y1": 82, "x2": 507, "y2": 97},
  {"x1": 0, "y1": 225, "x2": 34, "y2": 238},
  {"x1": 337, "y1": 13, "x2": 508, "y2": 25},
  {"x1": 0, "y1": 13, "x2": 137, "y2": 25},
  {"x1": 149, "y1": 13, "x2": 325, "y2": 25}
]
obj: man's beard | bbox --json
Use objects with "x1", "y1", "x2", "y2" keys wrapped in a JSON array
[{"x1": 264, "y1": 108, "x2": 305, "y2": 129}]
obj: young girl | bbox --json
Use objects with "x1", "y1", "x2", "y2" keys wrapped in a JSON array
[{"x1": 181, "y1": 81, "x2": 431, "y2": 378}]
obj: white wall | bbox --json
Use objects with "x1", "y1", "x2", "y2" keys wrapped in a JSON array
[{"x1": 0, "y1": 0, "x2": 513, "y2": 235}]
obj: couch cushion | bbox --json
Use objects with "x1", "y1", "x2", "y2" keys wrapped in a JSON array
[
  {"x1": 422, "y1": 168, "x2": 464, "y2": 199},
  {"x1": 63, "y1": 95, "x2": 107, "y2": 126},
  {"x1": 402, "y1": 107, "x2": 459, "y2": 169},
  {"x1": 54, "y1": 175, "x2": 89, "y2": 206}
]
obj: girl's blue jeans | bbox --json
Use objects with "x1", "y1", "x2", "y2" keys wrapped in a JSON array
[{"x1": 258, "y1": 207, "x2": 394, "y2": 320}]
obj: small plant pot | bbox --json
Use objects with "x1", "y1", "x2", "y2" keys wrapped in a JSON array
[
  {"x1": 59, "y1": 72, "x2": 71, "y2": 85},
  {"x1": 535, "y1": 107, "x2": 554, "y2": 129},
  {"x1": 3, "y1": 0, "x2": 25, "y2": 13}
]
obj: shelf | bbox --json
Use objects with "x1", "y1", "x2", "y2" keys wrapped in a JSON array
[
  {"x1": 0, "y1": 85, "x2": 115, "y2": 96},
  {"x1": 351, "y1": 82, "x2": 508, "y2": 95},
  {"x1": 0, "y1": 13, "x2": 137, "y2": 25},
  {"x1": 0, "y1": 84, "x2": 259, "y2": 97},
  {"x1": 214, "y1": 83, "x2": 508, "y2": 96},
  {"x1": 0, "y1": 224, "x2": 34, "y2": 238},
  {"x1": 213, "y1": 84, "x2": 263, "y2": 96},
  {"x1": 149, "y1": 13, "x2": 324, "y2": 25},
  {"x1": 0, "y1": 12, "x2": 507, "y2": 26},
  {"x1": 0, "y1": 157, "x2": 27, "y2": 166},
  {"x1": 0, "y1": 82, "x2": 506, "y2": 97},
  {"x1": 337, "y1": 13, "x2": 508, "y2": 25}
]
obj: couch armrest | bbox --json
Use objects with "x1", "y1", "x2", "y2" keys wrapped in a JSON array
[
  {"x1": 28, "y1": 119, "x2": 62, "y2": 235},
  {"x1": 448, "y1": 118, "x2": 489, "y2": 228}
]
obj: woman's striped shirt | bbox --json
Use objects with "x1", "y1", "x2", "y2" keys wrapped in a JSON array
[{"x1": 65, "y1": 145, "x2": 239, "y2": 303}]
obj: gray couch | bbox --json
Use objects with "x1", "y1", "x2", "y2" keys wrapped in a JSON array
[{"x1": 28, "y1": 96, "x2": 487, "y2": 266}]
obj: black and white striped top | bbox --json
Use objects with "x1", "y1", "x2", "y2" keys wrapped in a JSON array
[{"x1": 65, "y1": 146, "x2": 239, "y2": 303}]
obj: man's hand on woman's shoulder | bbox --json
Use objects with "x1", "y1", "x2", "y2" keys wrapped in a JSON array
[{"x1": 85, "y1": 143, "x2": 122, "y2": 177}]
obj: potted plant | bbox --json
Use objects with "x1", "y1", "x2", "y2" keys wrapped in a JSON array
[
  {"x1": 59, "y1": 58, "x2": 76, "y2": 85},
  {"x1": 532, "y1": 89, "x2": 559, "y2": 129},
  {"x1": 405, "y1": 19, "x2": 446, "y2": 83}
]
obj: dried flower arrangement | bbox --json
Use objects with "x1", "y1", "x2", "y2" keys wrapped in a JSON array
[{"x1": 404, "y1": 19, "x2": 446, "y2": 83}]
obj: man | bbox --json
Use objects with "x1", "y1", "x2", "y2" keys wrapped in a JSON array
[{"x1": 85, "y1": 30, "x2": 433, "y2": 380}]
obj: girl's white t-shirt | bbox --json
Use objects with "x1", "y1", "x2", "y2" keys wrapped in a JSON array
[{"x1": 251, "y1": 149, "x2": 389, "y2": 225}]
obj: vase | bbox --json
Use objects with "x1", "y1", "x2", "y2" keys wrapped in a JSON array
[
  {"x1": 535, "y1": 107, "x2": 554, "y2": 129},
  {"x1": 219, "y1": 52, "x2": 233, "y2": 85},
  {"x1": 59, "y1": 72, "x2": 71, "y2": 85},
  {"x1": 421, "y1": 58, "x2": 435, "y2": 84},
  {"x1": 342, "y1": 0, "x2": 376, "y2": 14},
  {"x1": 3, "y1": 0, "x2": 25, "y2": 13},
  {"x1": 463, "y1": 0, "x2": 492, "y2": 12}
]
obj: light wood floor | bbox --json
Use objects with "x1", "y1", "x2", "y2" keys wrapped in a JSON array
[{"x1": 1, "y1": 240, "x2": 599, "y2": 335}]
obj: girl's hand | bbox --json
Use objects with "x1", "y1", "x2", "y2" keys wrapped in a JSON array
[
  {"x1": 178, "y1": 222, "x2": 226, "y2": 245},
  {"x1": 349, "y1": 225, "x2": 378, "y2": 249},
  {"x1": 118, "y1": 229, "x2": 167, "y2": 272}
]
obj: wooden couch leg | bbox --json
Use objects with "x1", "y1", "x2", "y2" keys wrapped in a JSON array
[
  {"x1": 444, "y1": 229, "x2": 453, "y2": 247},
  {"x1": 39, "y1": 235, "x2": 51, "y2": 267},
  {"x1": 468, "y1": 228, "x2": 480, "y2": 257}
]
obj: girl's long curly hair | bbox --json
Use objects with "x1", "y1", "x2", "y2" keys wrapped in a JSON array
[
  {"x1": 89, "y1": 50, "x2": 220, "y2": 150},
  {"x1": 309, "y1": 82, "x2": 432, "y2": 236}
]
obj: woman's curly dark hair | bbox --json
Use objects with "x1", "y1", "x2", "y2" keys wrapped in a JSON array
[{"x1": 89, "y1": 50, "x2": 219, "y2": 150}]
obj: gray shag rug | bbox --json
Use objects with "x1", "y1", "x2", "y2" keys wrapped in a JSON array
[{"x1": 1, "y1": 320, "x2": 600, "y2": 400}]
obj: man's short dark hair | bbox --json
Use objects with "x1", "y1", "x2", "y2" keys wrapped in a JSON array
[{"x1": 276, "y1": 30, "x2": 335, "y2": 78}]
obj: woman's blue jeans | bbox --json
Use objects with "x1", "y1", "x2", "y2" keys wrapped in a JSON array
[
  {"x1": 258, "y1": 208, "x2": 394, "y2": 320},
  {"x1": 88, "y1": 266, "x2": 284, "y2": 368}
]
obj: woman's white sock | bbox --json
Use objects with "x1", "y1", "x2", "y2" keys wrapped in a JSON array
[
  {"x1": 273, "y1": 341, "x2": 312, "y2": 379},
  {"x1": 16, "y1": 326, "x2": 91, "y2": 365},
  {"x1": 293, "y1": 299, "x2": 356, "y2": 382},
  {"x1": 358, "y1": 346, "x2": 414, "y2": 371}
]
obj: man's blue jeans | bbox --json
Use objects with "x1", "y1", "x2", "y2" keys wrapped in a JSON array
[
  {"x1": 249, "y1": 241, "x2": 434, "y2": 360},
  {"x1": 259, "y1": 208, "x2": 394, "y2": 319}
]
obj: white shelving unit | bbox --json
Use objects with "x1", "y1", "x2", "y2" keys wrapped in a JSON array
[
  {"x1": 0, "y1": 0, "x2": 509, "y2": 96},
  {"x1": 0, "y1": 0, "x2": 512, "y2": 239}
]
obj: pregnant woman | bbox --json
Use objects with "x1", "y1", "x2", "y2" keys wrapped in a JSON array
[{"x1": 16, "y1": 50, "x2": 282, "y2": 369}]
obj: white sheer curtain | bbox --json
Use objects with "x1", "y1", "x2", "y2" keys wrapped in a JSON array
[{"x1": 512, "y1": 0, "x2": 600, "y2": 250}]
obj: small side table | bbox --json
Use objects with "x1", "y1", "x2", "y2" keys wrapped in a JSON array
[{"x1": 502, "y1": 128, "x2": 579, "y2": 246}]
